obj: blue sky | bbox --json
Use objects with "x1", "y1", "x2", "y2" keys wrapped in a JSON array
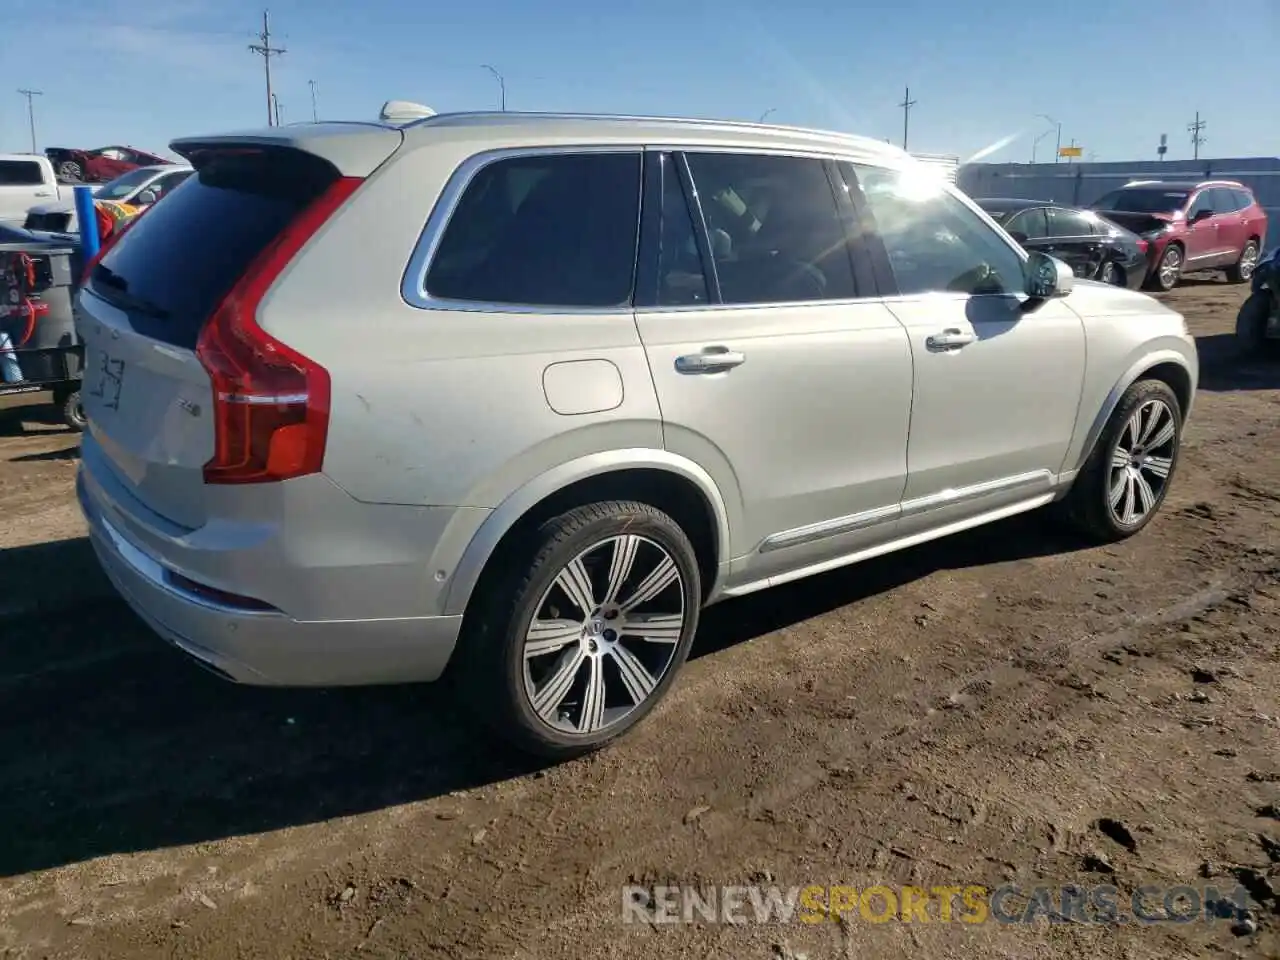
[{"x1": 3, "y1": 0, "x2": 1277, "y2": 164}]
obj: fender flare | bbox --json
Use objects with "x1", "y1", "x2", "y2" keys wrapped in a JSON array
[
  {"x1": 440, "y1": 448, "x2": 735, "y2": 617},
  {"x1": 1069, "y1": 349, "x2": 1196, "y2": 474}
]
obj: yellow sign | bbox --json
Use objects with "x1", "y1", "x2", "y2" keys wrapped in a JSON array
[{"x1": 1058, "y1": 146, "x2": 1083, "y2": 158}]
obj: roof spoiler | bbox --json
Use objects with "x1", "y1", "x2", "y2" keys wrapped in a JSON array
[{"x1": 379, "y1": 100, "x2": 437, "y2": 125}]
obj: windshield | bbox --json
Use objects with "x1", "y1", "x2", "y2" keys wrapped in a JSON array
[
  {"x1": 95, "y1": 167, "x2": 157, "y2": 201},
  {"x1": 1093, "y1": 189, "x2": 1189, "y2": 214}
]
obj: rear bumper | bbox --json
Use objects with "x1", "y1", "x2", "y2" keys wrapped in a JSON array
[{"x1": 77, "y1": 462, "x2": 466, "y2": 687}]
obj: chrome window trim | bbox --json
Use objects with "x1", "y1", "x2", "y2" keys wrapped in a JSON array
[{"x1": 400, "y1": 144, "x2": 645, "y2": 316}]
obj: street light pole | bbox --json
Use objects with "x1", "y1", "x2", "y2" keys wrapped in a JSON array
[
  {"x1": 308, "y1": 79, "x2": 318, "y2": 122},
  {"x1": 17, "y1": 89, "x2": 42, "y2": 154},
  {"x1": 758, "y1": 107, "x2": 776, "y2": 123},
  {"x1": 1038, "y1": 114, "x2": 1061, "y2": 164},
  {"x1": 1031, "y1": 128, "x2": 1053, "y2": 163},
  {"x1": 481, "y1": 64, "x2": 506, "y2": 111}
]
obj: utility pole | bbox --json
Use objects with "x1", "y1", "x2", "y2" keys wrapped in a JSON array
[
  {"x1": 17, "y1": 89, "x2": 41, "y2": 153},
  {"x1": 1188, "y1": 111, "x2": 1206, "y2": 161},
  {"x1": 481, "y1": 64, "x2": 505, "y2": 111},
  {"x1": 308, "y1": 79, "x2": 318, "y2": 122},
  {"x1": 898, "y1": 86, "x2": 916, "y2": 150},
  {"x1": 272, "y1": 93, "x2": 283, "y2": 126},
  {"x1": 248, "y1": 10, "x2": 286, "y2": 126}
]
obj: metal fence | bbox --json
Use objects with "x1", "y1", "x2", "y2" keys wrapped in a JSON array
[{"x1": 957, "y1": 156, "x2": 1280, "y2": 224}]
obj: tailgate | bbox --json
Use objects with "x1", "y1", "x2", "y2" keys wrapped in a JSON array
[{"x1": 77, "y1": 144, "x2": 368, "y2": 529}]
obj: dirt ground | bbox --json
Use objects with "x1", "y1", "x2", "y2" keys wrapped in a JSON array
[{"x1": 1, "y1": 279, "x2": 1279, "y2": 960}]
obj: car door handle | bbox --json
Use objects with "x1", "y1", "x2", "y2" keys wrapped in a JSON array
[
  {"x1": 675, "y1": 347, "x2": 746, "y2": 374},
  {"x1": 926, "y1": 329, "x2": 976, "y2": 350},
  {"x1": 34, "y1": 191, "x2": 52, "y2": 197}
]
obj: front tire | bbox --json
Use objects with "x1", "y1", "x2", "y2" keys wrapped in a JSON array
[
  {"x1": 455, "y1": 500, "x2": 701, "y2": 759},
  {"x1": 1062, "y1": 379, "x2": 1182, "y2": 543},
  {"x1": 1226, "y1": 241, "x2": 1260, "y2": 283},
  {"x1": 57, "y1": 160, "x2": 84, "y2": 183},
  {"x1": 1097, "y1": 260, "x2": 1123, "y2": 286},
  {"x1": 1147, "y1": 244, "x2": 1184, "y2": 292}
]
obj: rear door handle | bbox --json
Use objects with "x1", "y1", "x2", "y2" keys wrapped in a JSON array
[
  {"x1": 675, "y1": 347, "x2": 746, "y2": 374},
  {"x1": 926, "y1": 329, "x2": 976, "y2": 350}
]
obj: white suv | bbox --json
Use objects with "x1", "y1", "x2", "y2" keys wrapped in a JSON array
[{"x1": 75, "y1": 112, "x2": 1198, "y2": 758}]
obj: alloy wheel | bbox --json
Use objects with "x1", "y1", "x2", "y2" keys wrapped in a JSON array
[
  {"x1": 1099, "y1": 262, "x2": 1118, "y2": 285},
  {"x1": 522, "y1": 534, "x2": 686, "y2": 735},
  {"x1": 1239, "y1": 244, "x2": 1259, "y2": 280},
  {"x1": 1158, "y1": 248, "x2": 1182, "y2": 289},
  {"x1": 1107, "y1": 399, "x2": 1176, "y2": 525}
]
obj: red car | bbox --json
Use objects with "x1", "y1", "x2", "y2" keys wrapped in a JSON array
[
  {"x1": 1090, "y1": 179, "x2": 1268, "y2": 292},
  {"x1": 43, "y1": 145, "x2": 172, "y2": 185}
]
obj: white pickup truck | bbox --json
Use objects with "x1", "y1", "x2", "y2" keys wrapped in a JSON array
[{"x1": 0, "y1": 154, "x2": 62, "y2": 227}]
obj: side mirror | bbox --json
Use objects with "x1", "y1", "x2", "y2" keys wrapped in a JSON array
[
  {"x1": 1008, "y1": 230, "x2": 1029, "y2": 245},
  {"x1": 1190, "y1": 208, "x2": 1214, "y2": 224},
  {"x1": 135, "y1": 190, "x2": 158, "y2": 206},
  {"x1": 1024, "y1": 251, "x2": 1074, "y2": 301}
]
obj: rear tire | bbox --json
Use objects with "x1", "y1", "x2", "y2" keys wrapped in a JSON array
[
  {"x1": 1235, "y1": 291, "x2": 1280, "y2": 358},
  {"x1": 453, "y1": 500, "x2": 701, "y2": 760},
  {"x1": 1226, "y1": 240, "x2": 1260, "y2": 283},
  {"x1": 1146, "y1": 244, "x2": 1183, "y2": 292},
  {"x1": 57, "y1": 160, "x2": 83, "y2": 183},
  {"x1": 1061, "y1": 379, "x2": 1183, "y2": 544}
]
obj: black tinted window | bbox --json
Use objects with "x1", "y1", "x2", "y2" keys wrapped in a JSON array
[
  {"x1": 1094, "y1": 189, "x2": 1189, "y2": 214},
  {"x1": 0, "y1": 160, "x2": 44, "y2": 186},
  {"x1": 426, "y1": 152, "x2": 641, "y2": 308},
  {"x1": 684, "y1": 152, "x2": 856, "y2": 304},
  {"x1": 1045, "y1": 207, "x2": 1097, "y2": 237},
  {"x1": 851, "y1": 164, "x2": 1024, "y2": 297},
  {"x1": 90, "y1": 147, "x2": 338, "y2": 349},
  {"x1": 656, "y1": 163, "x2": 709, "y2": 306},
  {"x1": 1004, "y1": 208, "x2": 1048, "y2": 240}
]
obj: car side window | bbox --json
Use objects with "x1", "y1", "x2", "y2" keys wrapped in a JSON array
[
  {"x1": 656, "y1": 161, "x2": 710, "y2": 306},
  {"x1": 1004, "y1": 208, "x2": 1048, "y2": 240},
  {"x1": 425, "y1": 152, "x2": 642, "y2": 308},
  {"x1": 849, "y1": 164, "x2": 1025, "y2": 297},
  {"x1": 1045, "y1": 207, "x2": 1097, "y2": 237},
  {"x1": 153, "y1": 171, "x2": 191, "y2": 197},
  {"x1": 1188, "y1": 190, "x2": 1215, "y2": 219},
  {"x1": 682, "y1": 152, "x2": 856, "y2": 304},
  {"x1": 0, "y1": 160, "x2": 44, "y2": 186},
  {"x1": 1232, "y1": 188, "x2": 1255, "y2": 210}
]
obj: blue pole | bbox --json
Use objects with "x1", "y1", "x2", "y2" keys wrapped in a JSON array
[{"x1": 74, "y1": 184, "x2": 100, "y2": 262}]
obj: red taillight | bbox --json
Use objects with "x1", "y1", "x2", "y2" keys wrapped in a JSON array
[
  {"x1": 196, "y1": 175, "x2": 363, "y2": 485},
  {"x1": 1136, "y1": 239, "x2": 1149, "y2": 254}
]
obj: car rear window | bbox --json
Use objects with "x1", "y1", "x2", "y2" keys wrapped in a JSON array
[{"x1": 88, "y1": 147, "x2": 339, "y2": 349}]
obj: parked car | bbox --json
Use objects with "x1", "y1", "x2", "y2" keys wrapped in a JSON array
[
  {"x1": 75, "y1": 113, "x2": 1198, "y2": 759},
  {"x1": 1090, "y1": 180, "x2": 1268, "y2": 292},
  {"x1": 24, "y1": 164, "x2": 193, "y2": 234},
  {"x1": 43, "y1": 145, "x2": 172, "y2": 184},
  {"x1": 976, "y1": 198, "x2": 1148, "y2": 289},
  {"x1": 1235, "y1": 246, "x2": 1280, "y2": 357},
  {"x1": 0, "y1": 154, "x2": 61, "y2": 227}
]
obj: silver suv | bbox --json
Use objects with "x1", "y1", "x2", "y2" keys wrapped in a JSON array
[{"x1": 75, "y1": 113, "x2": 1199, "y2": 758}]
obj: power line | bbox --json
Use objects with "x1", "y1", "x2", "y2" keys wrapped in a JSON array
[
  {"x1": 1187, "y1": 111, "x2": 1207, "y2": 161},
  {"x1": 898, "y1": 86, "x2": 917, "y2": 150},
  {"x1": 248, "y1": 10, "x2": 286, "y2": 126},
  {"x1": 17, "y1": 89, "x2": 42, "y2": 154}
]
